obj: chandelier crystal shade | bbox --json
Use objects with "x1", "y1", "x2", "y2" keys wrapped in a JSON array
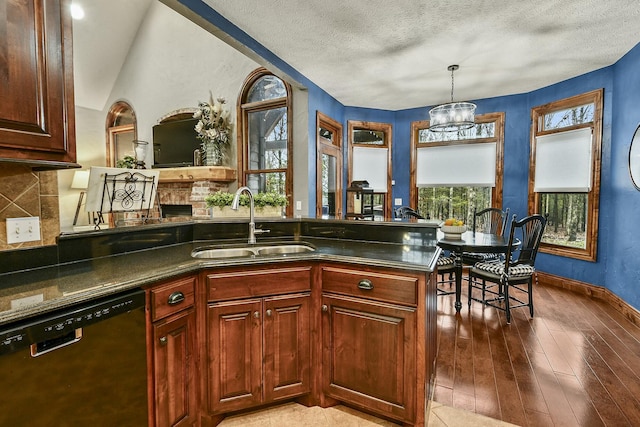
[{"x1": 429, "y1": 65, "x2": 476, "y2": 132}]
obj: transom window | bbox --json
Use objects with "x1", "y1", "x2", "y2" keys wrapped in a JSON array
[
  {"x1": 238, "y1": 69, "x2": 293, "y2": 217},
  {"x1": 529, "y1": 89, "x2": 603, "y2": 261},
  {"x1": 410, "y1": 113, "x2": 504, "y2": 224}
]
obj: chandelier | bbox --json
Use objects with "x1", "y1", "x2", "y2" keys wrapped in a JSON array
[{"x1": 429, "y1": 65, "x2": 476, "y2": 132}]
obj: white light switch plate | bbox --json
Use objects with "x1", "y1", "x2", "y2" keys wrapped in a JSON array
[
  {"x1": 394, "y1": 198, "x2": 403, "y2": 206},
  {"x1": 6, "y1": 217, "x2": 41, "y2": 244}
]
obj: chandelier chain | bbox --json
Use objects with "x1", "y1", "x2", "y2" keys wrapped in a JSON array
[{"x1": 450, "y1": 68, "x2": 455, "y2": 102}]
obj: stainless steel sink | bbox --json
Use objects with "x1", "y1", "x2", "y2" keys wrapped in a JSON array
[
  {"x1": 191, "y1": 243, "x2": 315, "y2": 259},
  {"x1": 256, "y1": 244, "x2": 315, "y2": 256},
  {"x1": 191, "y1": 247, "x2": 257, "y2": 259}
]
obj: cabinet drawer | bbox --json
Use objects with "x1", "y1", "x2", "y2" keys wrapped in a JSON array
[
  {"x1": 150, "y1": 276, "x2": 196, "y2": 321},
  {"x1": 206, "y1": 266, "x2": 311, "y2": 302},
  {"x1": 321, "y1": 266, "x2": 418, "y2": 306}
]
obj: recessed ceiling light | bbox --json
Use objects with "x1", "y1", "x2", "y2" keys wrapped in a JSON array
[{"x1": 70, "y1": 3, "x2": 85, "y2": 20}]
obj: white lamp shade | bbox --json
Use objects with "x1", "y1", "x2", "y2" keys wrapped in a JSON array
[{"x1": 70, "y1": 170, "x2": 90, "y2": 189}]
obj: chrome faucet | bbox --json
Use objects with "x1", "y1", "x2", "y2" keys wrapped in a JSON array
[{"x1": 232, "y1": 186, "x2": 270, "y2": 244}]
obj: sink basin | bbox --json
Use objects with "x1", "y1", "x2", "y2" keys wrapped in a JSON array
[
  {"x1": 191, "y1": 247, "x2": 256, "y2": 259},
  {"x1": 191, "y1": 243, "x2": 315, "y2": 259},
  {"x1": 256, "y1": 244, "x2": 315, "y2": 256}
]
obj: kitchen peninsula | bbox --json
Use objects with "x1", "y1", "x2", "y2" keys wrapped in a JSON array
[{"x1": 0, "y1": 219, "x2": 440, "y2": 426}]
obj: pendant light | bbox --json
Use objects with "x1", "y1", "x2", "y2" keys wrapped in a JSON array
[{"x1": 428, "y1": 65, "x2": 476, "y2": 132}]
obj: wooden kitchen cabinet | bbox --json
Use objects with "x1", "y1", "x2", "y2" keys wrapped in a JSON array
[
  {"x1": 320, "y1": 264, "x2": 429, "y2": 426},
  {"x1": 0, "y1": 0, "x2": 78, "y2": 168},
  {"x1": 204, "y1": 265, "x2": 312, "y2": 416},
  {"x1": 148, "y1": 275, "x2": 198, "y2": 427}
]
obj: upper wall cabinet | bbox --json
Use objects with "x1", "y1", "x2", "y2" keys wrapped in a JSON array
[{"x1": 0, "y1": 0, "x2": 78, "y2": 169}]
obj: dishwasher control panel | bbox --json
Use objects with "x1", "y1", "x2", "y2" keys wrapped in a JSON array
[{"x1": 0, "y1": 289, "x2": 145, "y2": 356}]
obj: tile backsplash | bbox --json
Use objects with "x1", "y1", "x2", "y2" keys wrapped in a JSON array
[{"x1": 0, "y1": 164, "x2": 60, "y2": 251}]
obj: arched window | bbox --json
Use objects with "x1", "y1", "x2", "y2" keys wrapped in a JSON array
[
  {"x1": 238, "y1": 69, "x2": 293, "y2": 217},
  {"x1": 105, "y1": 101, "x2": 137, "y2": 167}
]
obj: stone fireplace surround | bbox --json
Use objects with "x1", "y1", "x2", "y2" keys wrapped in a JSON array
[{"x1": 155, "y1": 166, "x2": 236, "y2": 219}]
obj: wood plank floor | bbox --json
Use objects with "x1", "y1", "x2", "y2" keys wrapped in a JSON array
[{"x1": 434, "y1": 276, "x2": 640, "y2": 426}]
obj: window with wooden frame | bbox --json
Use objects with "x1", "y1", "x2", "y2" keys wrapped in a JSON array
[
  {"x1": 317, "y1": 112, "x2": 343, "y2": 219},
  {"x1": 528, "y1": 89, "x2": 603, "y2": 261},
  {"x1": 410, "y1": 113, "x2": 504, "y2": 224},
  {"x1": 106, "y1": 101, "x2": 137, "y2": 167},
  {"x1": 347, "y1": 121, "x2": 392, "y2": 220},
  {"x1": 237, "y1": 68, "x2": 293, "y2": 217}
]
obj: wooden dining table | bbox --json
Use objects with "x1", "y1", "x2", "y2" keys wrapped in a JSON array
[{"x1": 437, "y1": 231, "x2": 513, "y2": 312}]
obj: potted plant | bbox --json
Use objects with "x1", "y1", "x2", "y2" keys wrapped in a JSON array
[
  {"x1": 205, "y1": 191, "x2": 288, "y2": 218},
  {"x1": 116, "y1": 155, "x2": 136, "y2": 169}
]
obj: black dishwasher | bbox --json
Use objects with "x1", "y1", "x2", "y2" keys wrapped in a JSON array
[{"x1": 0, "y1": 289, "x2": 148, "y2": 426}]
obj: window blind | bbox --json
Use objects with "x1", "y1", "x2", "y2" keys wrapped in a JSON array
[
  {"x1": 534, "y1": 127, "x2": 592, "y2": 192},
  {"x1": 416, "y1": 142, "x2": 496, "y2": 187},
  {"x1": 352, "y1": 146, "x2": 388, "y2": 192}
]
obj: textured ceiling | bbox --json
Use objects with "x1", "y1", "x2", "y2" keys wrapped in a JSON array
[
  {"x1": 202, "y1": 0, "x2": 640, "y2": 110},
  {"x1": 73, "y1": 0, "x2": 640, "y2": 112}
]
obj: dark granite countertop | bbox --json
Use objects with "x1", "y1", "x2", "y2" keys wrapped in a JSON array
[{"x1": 0, "y1": 226, "x2": 440, "y2": 327}]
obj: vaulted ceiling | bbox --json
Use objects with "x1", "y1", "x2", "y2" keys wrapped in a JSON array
[{"x1": 73, "y1": 0, "x2": 640, "y2": 111}]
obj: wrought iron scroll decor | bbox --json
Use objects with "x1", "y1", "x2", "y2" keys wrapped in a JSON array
[{"x1": 100, "y1": 171, "x2": 157, "y2": 219}]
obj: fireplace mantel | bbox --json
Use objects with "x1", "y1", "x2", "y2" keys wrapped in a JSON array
[
  {"x1": 156, "y1": 166, "x2": 237, "y2": 218},
  {"x1": 157, "y1": 166, "x2": 236, "y2": 183}
]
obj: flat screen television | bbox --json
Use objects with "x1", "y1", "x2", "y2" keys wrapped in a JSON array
[{"x1": 152, "y1": 118, "x2": 201, "y2": 168}]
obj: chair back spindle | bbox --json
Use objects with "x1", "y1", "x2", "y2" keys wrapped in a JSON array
[
  {"x1": 472, "y1": 207, "x2": 510, "y2": 236},
  {"x1": 505, "y1": 214, "x2": 547, "y2": 269}
]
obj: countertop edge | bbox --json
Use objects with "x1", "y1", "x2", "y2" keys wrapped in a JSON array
[{"x1": 1, "y1": 240, "x2": 439, "y2": 327}]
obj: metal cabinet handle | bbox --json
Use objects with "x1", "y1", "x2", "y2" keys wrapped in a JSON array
[
  {"x1": 321, "y1": 304, "x2": 328, "y2": 312},
  {"x1": 357, "y1": 279, "x2": 374, "y2": 290},
  {"x1": 254, "y1": 311, "x2": 260, "y2": 318},
  {"x1": 167, "y1": 291, "x2": 185, "y2": 306},
  {"x1": 266, "y1": 309, "x2": 273, "y2": 317},
  {"x1": 159, "y1": 336, "x2": 167, "y2": 345}
]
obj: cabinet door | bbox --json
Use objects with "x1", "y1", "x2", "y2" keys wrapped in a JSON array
[
  {"x1": 208, "y1": 299, "x2": 262, "y2": 414},
  {"x1": 263, "y1": 293, "x2": 311, "y2": 401},
  {"x1": 153, "y1": 308, "x2": 197, "y2": 427},
  {"x1": 322, "y1": 294, "x2": 416, "y2": 423},
  {"x1": 0, "y1": 0, "x2": 77, "y2": 166}
]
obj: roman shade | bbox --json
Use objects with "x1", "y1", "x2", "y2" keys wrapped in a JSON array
[
  {"x1": 416, "y1": 142, "x2": 496, "y2": 187},
  {"x1": 534, "y1": 127, "x2": 592, "y2": 192},
  {"x1": 352, "y1": 146, "x2": 388, "y2": 192}
]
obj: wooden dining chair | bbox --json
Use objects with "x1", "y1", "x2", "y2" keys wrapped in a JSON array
[
  {"x1": 437, "y1": 207, "x2": 509, "y2": 292},
  {"x1": 467, "y1": 214, "x2": 547, "y2": 323},
  {"x1": 461, "y1": 207, "x2": 509, "y2": 265},
  {"x1": 394, "y1": 206, "x2": 424, "y2": 220}
]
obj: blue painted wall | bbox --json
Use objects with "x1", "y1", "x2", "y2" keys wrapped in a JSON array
[
  {"x1": 179, "y1": 0, "x2": 639, "y2": 310},
  {"x1": 307, "y1": 87, "x2": 345, "y2": 210},
  {"x1": 608, "y1": 43, "x2": 640, "y2": 309}
]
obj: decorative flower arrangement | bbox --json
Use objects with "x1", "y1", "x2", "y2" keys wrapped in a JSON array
[{"x1": 193, "y1": 93, "x2": 232, "y2": 165}]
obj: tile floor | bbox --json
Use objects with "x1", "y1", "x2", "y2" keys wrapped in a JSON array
[{"x1": 217, "y1": 401, "x2": 520, "y2": 426}]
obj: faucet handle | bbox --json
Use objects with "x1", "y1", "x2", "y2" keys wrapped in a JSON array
[{"x1": 254, "y1": 228, "x2": 271, "y2": 235}]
